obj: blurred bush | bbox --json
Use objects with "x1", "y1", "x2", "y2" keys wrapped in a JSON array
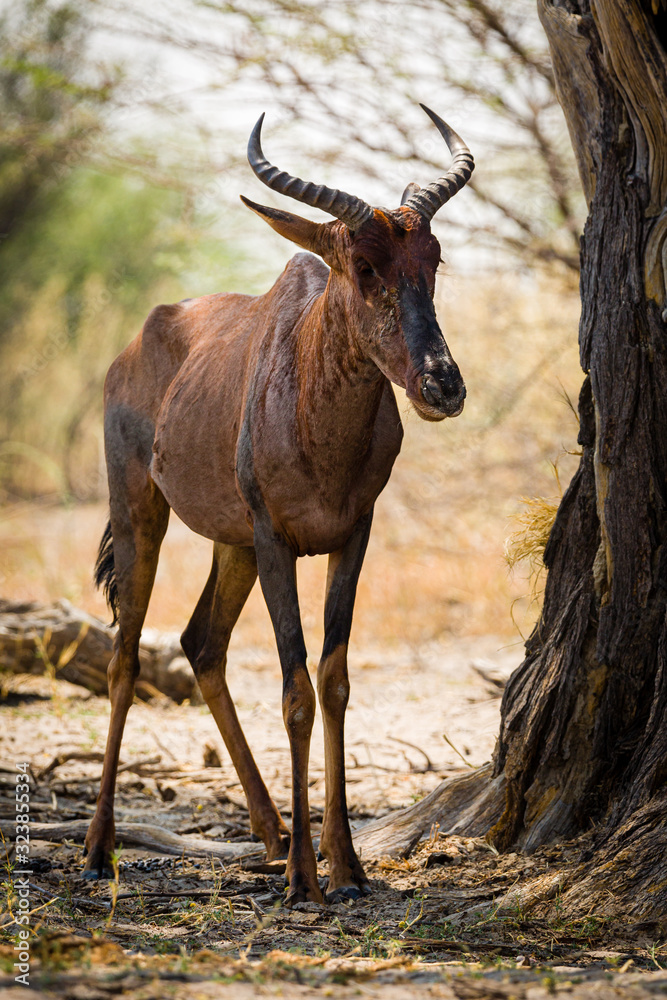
[
  {"x1": 3, "y1": 169, "x2": 185, "y2": 498},
  {"x1": 0, "y1": 0, "x2": 113, "y2": 248},
  {"x1": 0, "y1": 0, "x2": 252, "y2": 500}
]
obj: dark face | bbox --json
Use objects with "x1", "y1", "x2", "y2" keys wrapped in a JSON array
[{"x1": 349, "y1": 207, "x2": 466, "y2": 421}]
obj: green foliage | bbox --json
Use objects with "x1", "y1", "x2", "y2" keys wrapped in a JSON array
[
  {"x1": 0, "y1": 164, "x2": 251, "y2": 499},
  {"x1": 0, "y1": 0, "x2": 116, "y2": 243},
  {"x1": 2, "y1": 169, "x2": 183, "y2": 339},
  {"x1": 0, "y1": 0, "x2": 259, "y2": 500}
]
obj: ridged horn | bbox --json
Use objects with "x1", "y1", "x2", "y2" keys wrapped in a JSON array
[
  {"x1": 247, "y1": 113, "x2": 374, "y2": 230},
  {"x1": 404, "y1": 104, "x2": 474, "y2": 221}
]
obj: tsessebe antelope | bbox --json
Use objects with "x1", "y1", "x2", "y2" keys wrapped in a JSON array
[{"x1": 85, "y1": 105, "x2": 473, "y2": 904}]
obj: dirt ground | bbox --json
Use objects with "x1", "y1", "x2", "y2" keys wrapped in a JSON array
[{"x1": 2, "y1": 639, "x2": 667, "y2": 998}]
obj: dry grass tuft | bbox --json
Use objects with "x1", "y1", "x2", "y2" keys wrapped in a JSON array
[
  {"x1": 505, "y1": 493, "x2": 561, "y2": 578},
  {"x1": 504, "y1": 485, "x2": 562, "y2": 635}
]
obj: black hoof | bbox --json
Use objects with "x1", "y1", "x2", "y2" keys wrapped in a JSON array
[
  {"x1": 284, "y1": 875, "x2": 324, "y2": 908},
  {"x1": 81, "y1": 843, "x2": 115, "y2": 881},
  {"x1": 284, "y1": 888, "x2": 315, "y2": 908},
  {"x1": 81, "y1": 866, "x2": 114, "y2": 881},
  {"x1": 326, "y1": 883, "x2": 370, "y2": 903}
]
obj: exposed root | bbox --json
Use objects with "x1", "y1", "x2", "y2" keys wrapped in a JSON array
[{"x1": 353, "y1": 763, "x2": 505, "y2": 860}]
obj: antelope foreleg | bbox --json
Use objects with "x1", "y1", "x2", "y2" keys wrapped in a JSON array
[
  {"x1": 253, "y1": 519, "x2": 323, "y2": 906},
  {"x1": 318, "y1": 511, "x2": 373, "y2": 901}
]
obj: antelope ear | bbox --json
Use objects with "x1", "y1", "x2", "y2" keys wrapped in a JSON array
[
  {"x1": 401, "y1": 182, "x2": 421, "y2": 205},
  {"x1": 240, "y1": 196, "x2": 335, "y2": 264}
]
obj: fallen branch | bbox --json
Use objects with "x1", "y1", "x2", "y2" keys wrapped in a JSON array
[
  {"x1": 387, "y1": 736, "x2": 435, "y2": 773},
  {"x1": 114, "y1": 884, "x2": 270, "y2": 901},
  {"x1": 0, "y1": 819, "x2": 263, "y2": 861},
  {"x1": 45, "y1": 755, "x2": 162, "y2": 787},
  {"x1": 38, "y1": 751, "x2": 106, "y2": 780},
  {"x1": 0, "y1": 598, "x2": 197, "y2": 703},
  {"x1": 470, "y1": 663, "x2": 507, "y2": 696},
  {"x1": 28, "y1": 882, "x2": 111, "y2": 911}
]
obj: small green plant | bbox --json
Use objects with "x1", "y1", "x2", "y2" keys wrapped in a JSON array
[
  {"x1": 399, "y1": 895, "x2": 425, "y2": 934},
  {"x1": 361, "y1": 923, "x2": 398, "y2": 958},
  {"x1": 57, "y1": 876, "x2": 74, "y2": 917},
  {"x1": 151, "y1": 937, "x2": 179, "y2": 955},
  {"x1": 542, "y1": 972, "x2": 557, "y2": 994},
  {"x1": 135, "y1": 884, "x2": 146, "y2": 919},
  {"x1": 577, "y1": 914, "x2": 602, "y2": 941},
  {"x1": 411, "y1": 922, "x2": 451, "y2": 940},
  {"x1": 177, "y1": 946, "x2": 192, "y2": 974},
  {"x1": 332, "y1": 916, "x2": 356, "y2": 951},
  {"x1": 552, "y1": 887, "x2": 564, "y2": 925},
  {"x1": 649, "y1": 941, "x2": 665, "y2": 971},
  {"x1": 106, "y1": 846, "x2": 122, "y2": 925},
  {"x1": 333, "y1": 922, "x2": 402, "y2": 959}
]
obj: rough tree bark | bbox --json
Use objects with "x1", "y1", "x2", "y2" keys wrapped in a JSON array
[
  {"x1": 492, "y1": 0, "x2": 667, "y2": 856},
  {"x1": 470, "y1": 0, "x2": 667, "y2": 923},
  {"x1": 358, "y1": 0, "x2": 667, "y2": 923}
]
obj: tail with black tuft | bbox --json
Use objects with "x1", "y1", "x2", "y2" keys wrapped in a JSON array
[{"x1": 94, "y1": 519, "x2": 119, "y2": 626}]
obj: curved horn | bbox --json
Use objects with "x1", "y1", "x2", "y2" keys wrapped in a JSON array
[
  {"x1": 404, "y1": 105, "x2": 474, "y2": 221},
  {"x1": 247, "y1": 113, "x2": 374, "y2": 230}
]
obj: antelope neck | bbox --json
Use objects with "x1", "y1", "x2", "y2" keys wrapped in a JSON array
[{"x1": 294, "y1": 270, "x2": 385, "y2": 448}]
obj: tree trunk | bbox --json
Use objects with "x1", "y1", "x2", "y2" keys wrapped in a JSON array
[
  {"x1": 355, "y1": 0, "x2": 667, "y2": 922},
  {"x1": 488, "y1": 0, "x2": 667, "y2": 892}
]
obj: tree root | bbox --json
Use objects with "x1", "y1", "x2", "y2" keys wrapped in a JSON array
[
  {"x1": 447, "y1": 871, "x2": 567, "y2": 927},
  {"x1": 353, "y1": 763, "x2": 505, "y2": 860},
  {"x1": 560, "y1": 790, "x2": 667, "y2": 926}
]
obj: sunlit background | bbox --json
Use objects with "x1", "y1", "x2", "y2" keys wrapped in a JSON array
[{"x1": 0, "y1": 0, "x2": 585, "y2": 655}]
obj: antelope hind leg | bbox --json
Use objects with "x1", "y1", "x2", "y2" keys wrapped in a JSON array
[
  {"x1": 83, "y1": 458, "x2": 169, "y2": 879},
  {"x1": 182, "y1": 543, "x2": 291, "y2": 860}
]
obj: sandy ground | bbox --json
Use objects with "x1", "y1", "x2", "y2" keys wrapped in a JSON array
[
  {"x1": 2, "y1": 636, "x2": 667, "y2": 998},
  {"x1": 2, "y1": 632, "x2": 516, "y2": 820}
]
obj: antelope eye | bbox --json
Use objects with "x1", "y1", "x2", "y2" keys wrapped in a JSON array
[{"x1": 355, "y1": 259, "x2": 375, "y2": 277}]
